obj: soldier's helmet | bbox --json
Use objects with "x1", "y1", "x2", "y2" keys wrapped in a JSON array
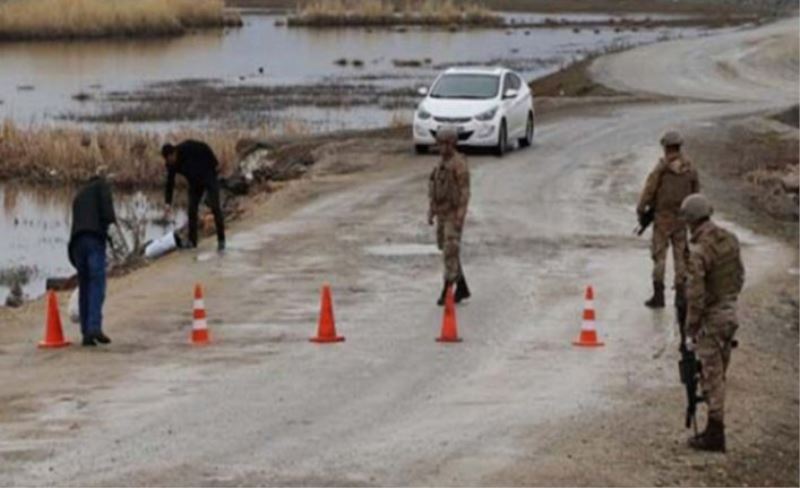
[
  {"x1": 436, "y1": 127, "x2": 459, "y2": 144},
  {"x1": 660, "y1": 131, "x2": 684, "y2": 147},
  {"x1": 681, "y1": 194, "x2": 714, "y2": 223}
]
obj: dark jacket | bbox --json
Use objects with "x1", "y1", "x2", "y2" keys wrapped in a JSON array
[
  {"x1": 68, "y1": 176, "x2": 116, "y2": 266},
  {"x1": 165, "y1": 140, "x2": 220, "y2": 205}
]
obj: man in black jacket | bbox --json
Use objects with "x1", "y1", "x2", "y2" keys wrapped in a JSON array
[
  {"x1": 68, "y1": 167, "x2": 116, "y2": 347},
  {"x1": 162, "y1": 140, "x2": 226, "y2": 251}
]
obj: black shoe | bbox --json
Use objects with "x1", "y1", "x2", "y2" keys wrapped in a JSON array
[
  {"x1": 217, "y1": 240, "x2": 226, "y2": 252},
  {"x1": 94, "y1": 333, "x2": 112, "y2": 345},
  {"x1": 645, "y1": 281, "x2": 665, "y2": 309},
  {"x1": 688, "y1": 419, "x2": 726, "y2": 453},
  {"x1": 82, "y1": 337, "x2": 97, "y2": 347},
  {"x1": 180, "y1": 241, "x2": 197, "y2": 251},
  {"x1": 455, "y1": 276, "x2": 471, "y2": 303}
]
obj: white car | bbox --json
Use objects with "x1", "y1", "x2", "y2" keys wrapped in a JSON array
[{"x1": 413, "y1": 67, "x2": 535, "y2": 157}]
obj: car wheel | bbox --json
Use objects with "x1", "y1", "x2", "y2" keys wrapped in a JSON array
[
  {"x1": 519, "y1": 113, "x2": 534, "y2": 148},
  {"x1": 495, "y1": 120, "x2": 508, "y2": 158},
  {"x1": 415, "y1": 144, "x2": 429, "y2": 155}
]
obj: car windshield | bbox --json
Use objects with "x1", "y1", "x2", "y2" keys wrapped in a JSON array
[{"x1": 430, "y1": 74, "x2": 500, "y2": 100}]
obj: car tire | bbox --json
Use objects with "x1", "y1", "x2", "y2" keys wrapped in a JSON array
[
  {"x1": 519, "y1": 113, "x2": 534, "y2": 148},
  {"x1": 415, "y1": 144, "x2": 429, "y2": 155},
  {"x1": 495, "y1": 120, "x2": 508, "y2": 158}
]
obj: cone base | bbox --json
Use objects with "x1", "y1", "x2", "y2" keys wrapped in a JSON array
[
  {"x1": 191, "y1": 330, "x2": 211, "y2": 346},
  {"x1": 38, "y1": 341, "x2": 71, "y2": 349},
  {"x1": 310, "y1": 336, "x2": 345, "y2": 343},
  {"x1": 573, "y1": 340, "x2": 605, "y2": 347},
  {"x1": 436, "y1": 337, "x2": 463, "y2": 343}
]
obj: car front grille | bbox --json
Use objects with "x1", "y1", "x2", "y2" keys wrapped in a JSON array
[
  {"x1": 430, "y1": 130, "x2": 474, "y2": 142},
  {"x1": 433, "y1": 116, "x2": 472, "y2": 124}
]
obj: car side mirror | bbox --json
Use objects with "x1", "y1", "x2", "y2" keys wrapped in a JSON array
[
  {"x1": 503, "y1": 89, "x2": 519, "y2": 99},
  {"x1": 418, "y1": 86, "x2": 429, "y2": 96}
]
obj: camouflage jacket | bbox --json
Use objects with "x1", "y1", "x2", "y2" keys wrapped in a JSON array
[
  {"x1": 638, "y1": 155, "x2": 700, "y2": 230},
  {"x1": 429, "y1": 153, "x2": 470, "y2": 223},
  {"x1": 686, "y1": 220, "x2": 745, "y2": 336}
]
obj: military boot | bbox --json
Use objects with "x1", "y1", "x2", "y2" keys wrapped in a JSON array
[
  {"x1": 437, "y1": 281, "x2": 450, "y2": 307},
  {"x1": 675, "y1": 283, "x2": 686, "y2": 304},
  {"x1": 455, "y1": 275, "x2": 471, "y2": 303},
  {"x1": 645, "y1": 281, "x2": 665, "y2": 309},
  {"x1": 688, "y1": 418, "x2": 726, "y2": 453}
]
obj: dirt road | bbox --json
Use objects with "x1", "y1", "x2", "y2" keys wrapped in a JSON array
[{"x1": 1, "y1": 18, "x2": 797, "y2": 487}]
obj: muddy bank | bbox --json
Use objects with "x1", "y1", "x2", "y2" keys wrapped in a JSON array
[
  {"x1": 228, "y1": 0, "x2": 790, "y2": 15},
  {"x1": 62, "y1": 52, "x2": 573, "y2": 125},
  {"x1": 685, "y1": 107, "x2": 799, "y2": 242},
  {"x1": 506, "y1": 14, "x2": 760, "y2": 30},
  {"x1": 287, "y1": 7, "x2": 503, "y2": 28},
  {"x1": 530, "y1": 56, "x2": 622, "y2": 97},
  {"x1": 63, "y1": 81, "x2": 420, "y2": 125}
]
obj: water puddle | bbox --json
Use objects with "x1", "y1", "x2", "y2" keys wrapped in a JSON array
[{"x1": 365, "y1": 243, "x2": 439, "y2": 257}]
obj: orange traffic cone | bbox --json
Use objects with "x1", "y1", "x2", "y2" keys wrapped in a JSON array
[
  {"x1": 39, "y1": 291, "x2": 71, "y2": 349},
  {"x1": 437, "y1": 285, "x2": 462, "y2": 343},
  {"x1": 573, "y1": 286, "x2": 604, "y2": 347},
  {"x1": 310, "y1": 284, "x2": 345, "y2": 343},
  {"x1": 191, "y1": 283, "x2": 211, "y2": 345}
]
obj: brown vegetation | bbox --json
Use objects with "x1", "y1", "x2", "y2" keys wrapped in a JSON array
[
  {"x1": 229, "y1": 0, "x2": 781, "y2": 15},
  {"x1": 288, "y1": 0, "x2": 502, "y2": 27},
  {"x1": 0, "y1": 120, "x2": 268, "y2": 186},
  {"x1": 0, "y1": 0, "x2": 241, "y2": 41}
]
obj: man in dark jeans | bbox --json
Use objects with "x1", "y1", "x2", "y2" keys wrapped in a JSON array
[
  {"x1": 68, "y1": 168, "x2": 116, "y2": 347},
  {"x1": 162, "y1": 140, "x2": 226, "y2": 252}
]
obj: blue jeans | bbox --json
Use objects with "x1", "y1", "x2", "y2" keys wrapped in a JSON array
[{"x1": 73, "y1": 234, "x2": 107, "y2": 339}]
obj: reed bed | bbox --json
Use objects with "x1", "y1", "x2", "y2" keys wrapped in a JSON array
[
  {"x1": 0, "y1": 0, "x2": 240, "y2": 41},
  {"x1": 0, "y1": 120, "x2": 268, "y2": 187},
  {"x1": 289, "y1": 0, "x2": 502, "y2": 27}
]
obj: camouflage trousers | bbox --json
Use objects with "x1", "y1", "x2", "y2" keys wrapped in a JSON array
[
  {"x1": 436, "y1": 217, "x2": 463, "y2": 283},
  {"x1": 651, "y1": 221, "x2": 688, "y2": 286},
  {"x1": 696, "y1": 303, "x2": 739, "y2": 423}
]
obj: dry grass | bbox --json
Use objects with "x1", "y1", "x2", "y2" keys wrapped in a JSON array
[
  {"x1": 0, "y1": 0, "x2": 240, "y2": 41},
  {"x1": 0, "y1": 120, "x2": 269, "y2": 187},
  {"x1": 290, "y1": 0, "x2": 502, "y2": 27}
]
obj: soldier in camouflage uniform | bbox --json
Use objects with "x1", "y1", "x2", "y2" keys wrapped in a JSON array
[
  {"x1": 637, "y1": 131, "x2": 701, "y2": 308},
  {"x1": 428, "y1": 128, "x2": 471, "y2": 306},
  {"x1": 682, "y1": 194, "x2": 745, "y2": 453}
]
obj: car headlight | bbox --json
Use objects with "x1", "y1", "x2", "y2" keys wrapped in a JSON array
[
  {"x1": 417, "y1": 108, "x2": 432, "y2": 120},
  {"x1": 475, "y1": 106, "x2": 499, "y2": 121}
]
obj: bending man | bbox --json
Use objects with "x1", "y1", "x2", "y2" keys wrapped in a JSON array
[{"x1": 162, "y1": 140, "x2": 226, "y2": 252}]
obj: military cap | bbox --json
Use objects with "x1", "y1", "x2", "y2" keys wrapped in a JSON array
[{"x1": 660, "y1": 131, "x2": 684, "y2": 147}]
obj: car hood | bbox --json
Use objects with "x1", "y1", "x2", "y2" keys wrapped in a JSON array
[{"x1": 421, "y1": 97, "x2": 499, "y2": 119}]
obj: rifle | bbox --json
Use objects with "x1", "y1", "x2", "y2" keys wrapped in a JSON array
[
  {"x1": 676, "y1": 287, "x2": 703, "y2": 435},
  {"x1": 635, "y1": 206, "x2": 655, "y2": 236}
]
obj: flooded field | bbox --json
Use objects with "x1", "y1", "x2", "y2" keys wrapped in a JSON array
[
  {"x1": 0, "y1": 12, "x2": 725, "y2": 132},
  {"x1": 0, "y1": 184, "x2": 186, "y2": 303}
]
